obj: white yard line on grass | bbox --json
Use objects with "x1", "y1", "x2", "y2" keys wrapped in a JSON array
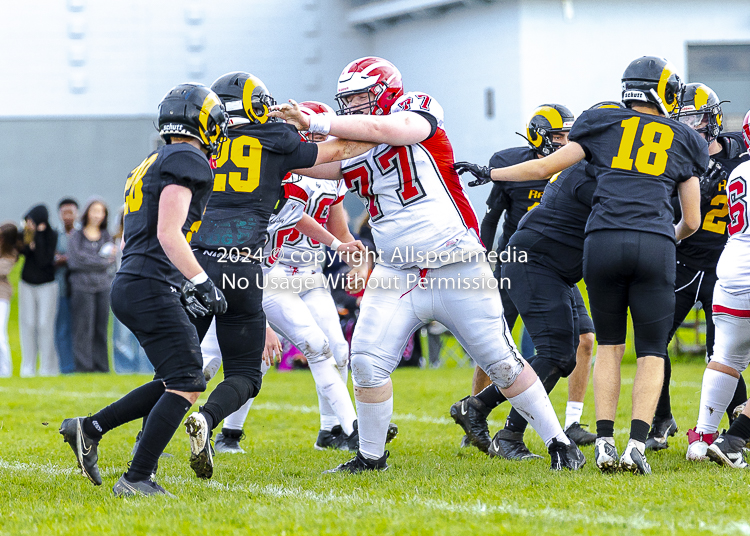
[{"x1": 2, "y1": 459, "x2": 749, "y2": 535}]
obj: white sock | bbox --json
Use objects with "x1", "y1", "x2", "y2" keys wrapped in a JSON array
[
  {"x1": 628, "y1": 438, "x2": 646, "y2": 455},
  {"x1": 309, "y1": 359, "x2": 356, "y2": 436},
  {"x1": 564, "y1": 401, "x2": 584, "y2": 429},
  {"x1": 696, "y1": 368, "x2": 739, "y2": 434},
  {"x1": 221, "y1": 363, "x2": 269, "y2": 431},
  {"x1": 507, "y1": 378, "x2": 569, "y2": 447},
  {"x1": 316, "y1": 384, "x2": 340, "y2": 432},
  {"x1": 223, "y1": 397, "x2": 253, "y2": 431},
  {"x1": 355, "y1": 396, "x2": 393, "y2": 460}
]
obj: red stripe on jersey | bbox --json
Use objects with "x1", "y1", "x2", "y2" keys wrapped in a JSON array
[
  {"x1": 283, "y1": 182, "x2": 309, "y2": 204},
  {"x1": 713, "y1": 304, "x2": 750, "y2": 318},
  {"x1": 419, "y1": 128, "x2": 481, "y2": 240}
]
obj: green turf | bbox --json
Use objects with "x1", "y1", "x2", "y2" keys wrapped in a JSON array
[{"x1": 1, "y1": 363, "x2": 749, "y2": 536}]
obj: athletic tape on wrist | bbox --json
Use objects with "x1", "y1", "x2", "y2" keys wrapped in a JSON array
[
  {"x1": 308, "y1": 114, "x2": 331, "y2": 136},
  {"x1": 330, "y1": 238, "x2": 342, "y2": 251},
  {"x1": 190, "y1": 271, "x2": 209, "y2": 285}
]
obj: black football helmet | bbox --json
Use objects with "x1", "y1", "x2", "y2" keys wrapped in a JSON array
[
  {"x1": 673, "y1": 83, "x2": 723, "y2": 142},
  {"x1": 158, "y1": 83, "x2": 228, "y2": 157},
  {"x1": 210, "y1": 72, "x2": 276, "y2": 125},
  {"x1": 621, "y1": 56, "x2": 682, "y2": 116},
  {"x1": 525, "y1": 104, "x2": 574, "y2": 156}
]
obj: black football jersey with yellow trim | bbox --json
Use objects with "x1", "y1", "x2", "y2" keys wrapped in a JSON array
[
  {"x1": 190, "y1": 122, "x2": 318, "y2": 252},
  {"x1": 119, "y1": 143, "x2": 213, "y2": 287},
  {"x1": 485, "y1": 146, "x2": 549, "y2": 251},
  {"x1": 570, "y1": 107, "x2": 709, "y2": 240},
  {"x1": 673, "y1": 132, "x2": 750, "y2": 269}
]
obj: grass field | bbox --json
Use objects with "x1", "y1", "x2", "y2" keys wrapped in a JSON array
[{"x1": 2, "y1": 363, "x2": 750, "y2": 536}]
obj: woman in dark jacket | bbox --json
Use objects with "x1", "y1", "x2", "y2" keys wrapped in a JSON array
[
  {"x1": 19, "y1": 204, "x2": 59, "y2": 376},
  {"x1": 67, "y1": 198, "x2": 115, "y2": 372}
]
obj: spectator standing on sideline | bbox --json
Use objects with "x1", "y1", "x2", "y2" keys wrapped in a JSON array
[
  {"x1": 0, "y1": 223, "x2": 20, "y2": 377},
  {"x1": 67, "y1": 198, "x2": 116, "y2": 373},
  {"x1": 54, "y1": 198, "x2": 79, "y2": 374},
  {"x1": 111, "y1": 208, "x2": 151, "y2": 374},
  {"x1": 19, "y1": 204, "x2": 59, "y2": 377}
]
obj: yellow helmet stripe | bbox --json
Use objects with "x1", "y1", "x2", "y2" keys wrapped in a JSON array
[
  {"x1": 199, "y1": 92, "x2": 222, "y2": 145},
  {"x1": 243, "y1": 75, "x2": 269, "y2": 124},
  {"x1": 693, "y1": 85, "x2": 710, "y2": 111},
  {"x1": 657, "y1": 62, "x2": 678, "y2": 112},
  {"x1": 534, "y1": 106, "x2": 564, "y2": 130}
]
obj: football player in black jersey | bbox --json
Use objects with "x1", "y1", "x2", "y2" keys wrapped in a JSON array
[
  {"x1": 182, "y1": 72, "x2": 374, "y2": 480},
  {"x1": 450, "y1": 105, "x2": 598, "y2": 454},
  {"x1": 60, "y1": 84, "x2": 230, "y2": 497},
  {"x1": 642, "y1": 84, "x2": 750, "y2": 454},
  {"x1": 457, "y1": 56, "x2": 707, "y2": 474}
]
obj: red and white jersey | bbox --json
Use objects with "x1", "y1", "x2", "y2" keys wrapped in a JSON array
[
  {"x1": 279, "y1": 175, "x2": 347, "y2": 270},
  {"x1": 717, "y1": 159, "x2": 750, "y2": 294},
  {"x1": 339, "y1": 92, "x2": 483, "y2": 269},
  {"x1": 261, "y1": 183, "x2": 307, "y2": 274}
]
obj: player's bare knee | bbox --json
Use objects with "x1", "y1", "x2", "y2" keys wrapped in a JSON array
[
  {"x1": 578, "y1": 333, "x2": 595, "y2": 357},
  {"x1": 707, "y1": 356, "x2": 745, "y2": 377},
  {"x1": 167, "y1": 389, "x2": 201, "y2": 404},
  {"x1": 354, "y1": 380, "x2": 392, "y2": 402}
]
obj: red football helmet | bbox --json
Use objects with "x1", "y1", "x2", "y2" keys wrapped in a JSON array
[
  {"x1": 743, "y1": 109, "x2": 750, "y2": 150},
  {"x1": 298, "y1": 100, "x2": 335, "y2": 141},
  {"x1": 335, "y1": 57, "x2": 404, "y2": 116}
]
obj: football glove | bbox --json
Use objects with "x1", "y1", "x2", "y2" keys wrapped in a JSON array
[
  {"x1": 180, "y1": 279, "x2": 209, "y2": 318},
  {"x1": 453, "y1": 161, "x2": 494, "y2": 187},
  {"x1": 699, "y1": 158, "x2": 727, "y2": 200},
  {"x1": 194, "y1": 278, "x2": 228, "y2": 315}
]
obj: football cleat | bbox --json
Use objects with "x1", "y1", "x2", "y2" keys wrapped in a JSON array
[
  {"x1": 707, "y1": 433, "x2": 748, "y2": 469},
  {"x1": 214, "y1": 429, "x2": 245, "y2": 454},
  {"x1": 548, "y1": 438, "x2": 586, "y2": 471},
  {"x1": 594, "y1": 438, "x2": 619, "y2": 473},
  {"x1": 645, "y1": 416, "x2": 679, "y2": 451},
  {"x1": 450, "y1": 396, "x2": 492, "y2": 453},
  {"x1": 324, "y1": 451, "x2": 389, "y2": 474},
  {"x1": 488, "y1": 429, "x2": 542, "y2": 460},
  {"x1": 686, "y1": 428, "x2": 719, "y2": 461},
  {"x1": 59, "y1": 417, "x2": 102, "y2": 486},
  {"x1": 113, "y1": 474, "x2": 175, "y2": 498},
  {"x1": 564, "y1": 422, "x2": 596, "y2": 446},
  {"x1": 620, "y1": 441, "x2": 652, "y2": 475},
  {"x1": 203, "y1": 356, "x2": 222, "y2": 382},
  {"x1": 185, "y1": 412, "x2": 214, "y2": 479},
  {"x1": 314, "y1": 425, "x2": 347, "y2": 451},
  {"x1": 459, "y1": 435, "x2": 471, "y2": 448}
]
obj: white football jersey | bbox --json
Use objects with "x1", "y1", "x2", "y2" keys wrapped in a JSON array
[
  {"x1": 339, "y1": 92, "x2": 483, "y2": 269},
  {"x1": 261, "y1": 183, "x2": 307, "y2": 274},
  {"x1": 717, "y1": 159, "x2": 750, "y2": 294},
  {"x1": 279, "y1": 175, "x2": 347, "y2": 269}
]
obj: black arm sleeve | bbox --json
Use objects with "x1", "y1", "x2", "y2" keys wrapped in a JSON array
[{"x1": 480, "y1": 206, "x2": 503, "y2": 250}]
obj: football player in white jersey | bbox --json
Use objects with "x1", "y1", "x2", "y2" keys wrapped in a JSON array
[
  {"x1": 686, "y1": 110, "x2": 750, "y2": 467},
  {"x1": 270, "y1": 56, "x2": 584, "y2": 473},
  {"x1": 200, "y1": 177, "x2": 365, "y2": 453}
]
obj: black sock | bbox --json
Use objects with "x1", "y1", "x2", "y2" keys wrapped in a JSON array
[
  {"x1": 597, "y1": 420, "x2": 614, "y2": 439},
  {"x1": 222, "y1": 427, "x2": 243, "y2": 439},
  {"x1": 653, "y1": 357, "x2": 672, "y2": 420},
  {"x1": 83, "y1": 381, "x2": 165, "y2": 439},
  {"x1": 475, "y1": 384, "x2": 506, "y2": 409},
  {"x1": 505, "y1": 409, "x2": 528, "y2": 433},
  {"x1": 126, "y1": 392, "x2": 192, "y2": 482},
  {"x1": 630, "y1": 419, "x2": 650, "y2": 444},
  {"x1": 727, "y1": 376, "x2": 748, "y2": 425},
  {"x1": 200, "y1": 376, "x2": 253, "y2": 431},
  {"x1": 727, "y1": 414, "x2": 750, "y2": 442}
]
